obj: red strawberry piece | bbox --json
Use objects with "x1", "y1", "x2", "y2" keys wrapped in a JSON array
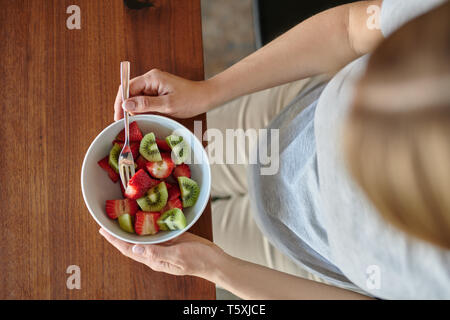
[
  {"x1": 161, "y1": 198, "x2": 183, "y2": 213},
  {"x1": 115, "y1": 121, "x2": 143, "y2": 142},
  {"x1": 172, "y1": 163, "x2": 191, "y2": 179},
  {"x1": 124, "y1": 169, "x2": 159, "y2": 199},
  {"x1": 119, "y1": 182, "x2": 126, "y2": 197},
  {"x1": 130, "y1": 142, "x2": 140, "y2": 159},
  {"x1": 156, "y1": 138, "x2": 171, "y2": 152},
  {"x1": 146, "y1": 153, "x2": 175, "y2": 179},
  {"x1": 134, "y1": 211, "x2": 160, "y2": 235},
  {"x1": 135, "y1": 155, "x2": 149, "y2": 171},
  {"x1": 98, "y1": 156, "x2": 119, "y2": 183},
  {"x1": 167, "y1": 183, "x2": 181, "y2": 200},
  {"x1": 112, "y1": 139, "x2": 123, "y2": 147},
  {"x1": 168, "y1": 198, "x2": 182, "y2": 210},
  {"x1": 105, "y1": 199, "x2": 138, "y2": 219}
]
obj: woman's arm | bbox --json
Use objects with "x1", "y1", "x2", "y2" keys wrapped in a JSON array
[
  {"x1": 212, "y1": 254, "x2": 371, "y2": 300},
  {"x1": 207, "y1": 0, "x2": 384, "y2": 107},
  {"x1": 114, "y1": 1, "x2": 383, "y2": 120},
  {"x1": 99, "y1": 229, "x2": 371, "y2": 300}
]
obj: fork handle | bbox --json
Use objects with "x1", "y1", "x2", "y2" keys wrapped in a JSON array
[{"x1": 121, "y1": 61, "x2": 131, "y2": 144}]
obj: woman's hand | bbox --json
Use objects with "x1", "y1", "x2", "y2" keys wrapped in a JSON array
[
  {"x1": 99, "y1": 228, "x2": 226, "y2": 278},
  {"x1": 114, "y1": 69, "x2": 216, "y2": 121}
]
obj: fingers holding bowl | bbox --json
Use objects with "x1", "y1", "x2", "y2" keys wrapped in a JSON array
[{"x1": 99, "y1": 228, "x2": 184, "y2": 274}]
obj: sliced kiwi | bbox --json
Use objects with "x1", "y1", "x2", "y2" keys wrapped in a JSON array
[
  {"x1": 136, "y1": 182, "x2": 168, "y2": 212},
  {"x1": 165, "y1": 135, "x2": 183, "y2": 148},
  {"x1": 157, "y1": 217, "x2": 169, "y2": 231},
  {"x1": 178, "y1": 176, "x2": 200, "y2": 208},
  {"x1": 139, "y1": 132, "x2": 162, "y2": 162},
  {"x1": 118, "y1": 214, "x2": 134, "y2": 233},
  {"x1": 108, "y1": 143, "x2": 121, "y2": 173},
  {"x1": 165, "y1": 135, "x2": 190, "y2": 165},
  {"x1": 157, "y1": 208, "x2": 187, "y2": 231},
  {"x1": 108, "y1": 143, "x2": 138, "y2": 173},
  {"x1": 172, "y1": 141, "x2": 190, "y2": 165}
]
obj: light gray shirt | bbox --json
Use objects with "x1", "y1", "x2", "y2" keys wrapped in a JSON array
[{"x1": 248, "y1": 0, "x2": 449, "y2": 299}]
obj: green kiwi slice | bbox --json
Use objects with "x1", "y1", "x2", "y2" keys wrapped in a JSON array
[
  {"x1": 177, "y1": 176, "x2": 200, "y2": 208},
  {"x1": 108, "y1": 143, "x2": 137, "y2": 173},
  {"x1": 157, "y1": 208, "x2": 187, "y2": 231},
  {"x1": 139, "y1": 132, "x2": 162, "y2": 162},
  {"x1": 118, "y1": 214, "x2": 134, "y2": 233},
  {"x1": 136, "y1": 182, "x2": 168, "y2": 212},
  {"x1": 172, "y1": 141, "x2": 190, "y2": 165},
  {"x1": 109, "y1": 143, "x2": 122, "y2": 173},
  {"x1": 165, "y1": 135, "x2": 190, "y2": 165},
  {"x1": 165, "y1": 135, "x2": 183, "y2": 148}
]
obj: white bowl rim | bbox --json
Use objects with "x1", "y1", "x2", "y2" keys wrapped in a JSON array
[{"x1": 81, "y1": 114, "x2": 211, "y2": 244}]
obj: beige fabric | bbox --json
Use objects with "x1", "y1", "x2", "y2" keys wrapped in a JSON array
[
  {"x1": 211, "y1": 195, "x2": 320, "y2": 279},
  {"x1": 207, "y1": 78, "x2": 323, "y2": 281}
]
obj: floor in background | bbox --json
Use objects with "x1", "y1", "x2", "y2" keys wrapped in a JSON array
[{"x1": 201, "y1": 0, "x2": 256, "y2": 79}]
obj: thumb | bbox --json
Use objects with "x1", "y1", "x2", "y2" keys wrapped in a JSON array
[
  {"x1": 132, "y1": 244, "x2": 174, "y2": 266},
  {"x1": 123, "y1": 95, "x2": 167, "y2": 114}
]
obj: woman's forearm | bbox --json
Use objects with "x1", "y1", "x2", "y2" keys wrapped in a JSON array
[
  {"x1": 205, "y1": 1, "x2": 383, "y2": 109},
  {"x1": 209, "y1": 253, "x2": 372, "y2": 300}
]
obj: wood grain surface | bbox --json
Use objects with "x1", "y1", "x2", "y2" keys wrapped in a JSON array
[{"x1": 0, "y1": 0, "x2": 215, "y2": 299}]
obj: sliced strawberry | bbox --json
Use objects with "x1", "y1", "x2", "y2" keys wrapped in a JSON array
[
  {"x1": 124, "y1": 169, "x2": 159, "y2": 199},
  {"x1": 130, "y1": 142, "x2": 140, "y2": 159},
  {"x1": 112, "y1": 141, "x2": 140, "y2": 159},
  {"x1": 105, "y1": 200, "x2": 118, "y2": 219},
  {"x1": 156, "y1": 138, "x2": 171, "y2": 152},
  {"x1": 135, "y1": 155, "x2": 149, "y2": 171},
  {"x1": 167, "y1": 183, "x2": 181, "y2": 200},
  {"x1": 105, "y1": 199, "x2": 139, "y2": 219},
  {"x1": 119, "y1": 181, "x2": 126, "y2": 198},
  {"x1": 98, "y1": 156, "x2": 119, "y2": 183},
  {"x1": 128, "y1": 200, "x2": 139, "y2": 214},
  {"x1": 161, "y1": 198, "x2": 183, "y2": 213},
  {"x1": 169, "y1": 198, "x2": 182, "y2": 210},
  {"x1": 172, "y1": 163, "x2": 191, "y2": 179},
  {"x1": 146, "y1": 153, "x2": 175, "y2": 179},
  {"x1": 134, "y1": 211, "x2": 160, "y2": 235},
  {"x1": 115, "y1": 121, "x2": 143, "y2": 142}
]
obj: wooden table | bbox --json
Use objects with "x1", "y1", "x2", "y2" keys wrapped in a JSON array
[{"x1": 0, "y1": 0, "x2": 215, "y2": 299}]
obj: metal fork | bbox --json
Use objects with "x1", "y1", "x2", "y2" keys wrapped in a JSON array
[{"x1": 118, "y1": 61, "x2": 135, "y2": 189}]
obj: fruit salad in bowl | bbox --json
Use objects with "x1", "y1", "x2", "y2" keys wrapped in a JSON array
[{"x1": 81, "y1": 115, "x2": 211, "y2": 244}]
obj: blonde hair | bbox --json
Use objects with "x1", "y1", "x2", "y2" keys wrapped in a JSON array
[{"x1": 344, "y1": 2, "x2": 450, "y2": 249}]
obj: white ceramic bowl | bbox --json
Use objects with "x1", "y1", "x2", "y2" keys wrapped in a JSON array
[{"x1": 81, "y1": 115, "x2": 211, "y2": 244}]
